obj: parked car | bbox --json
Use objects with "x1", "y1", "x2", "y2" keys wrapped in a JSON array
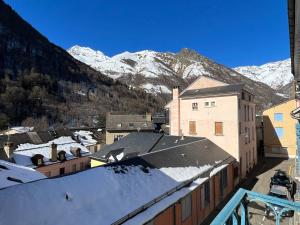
[
  {"x1": 270, "y1": 170, "x2": 293, "y2": 193},
  {"x1": 266, "y1": 185, "x2": 294, "y2": 217}
]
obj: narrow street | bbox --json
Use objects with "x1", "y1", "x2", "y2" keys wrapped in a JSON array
[{"x1": 242, "y1": 158, "x2": 295, "y2": 225}]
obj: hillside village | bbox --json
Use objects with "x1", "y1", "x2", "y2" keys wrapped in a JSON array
[{"x1": 1, "y1": 0, "x2": 300, "y2": 225}]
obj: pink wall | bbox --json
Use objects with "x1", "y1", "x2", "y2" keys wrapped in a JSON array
[{"x1": 36, "y1": 156, "x2": 90, "y2": 177}]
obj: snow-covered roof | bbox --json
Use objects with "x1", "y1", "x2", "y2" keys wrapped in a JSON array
[
  {"x1": 0, "y1": 162, "x2": 226, "y2": 225},
  {"x1": 73, "y1": 130, "x2": 98, "y2": 147},
  {"x1": 0, "y1": 160, "x2": 46, "y2": 189},
  {"x1": 1, "y1": 126, "x2": 33, "y2": 135},
  {"x1": 13, "y1": 137, "x2": 91, "y2": 167}
]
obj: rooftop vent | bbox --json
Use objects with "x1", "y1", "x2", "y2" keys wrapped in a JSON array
[
  {"x1": 0, "y1": 165, "x2": 8, "y2": 170},
  {"x1": 57, "y1": 151, "x2": 67, "y2": 162},
  {"x1": 31, "y1": 154, "x2": 44, "y2": 167},
  {"x1": 7, "y1": 177, "x2": 23, "y2": 183}
]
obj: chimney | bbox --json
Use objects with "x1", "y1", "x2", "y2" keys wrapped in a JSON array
[
  {"x1": 146, "y1": 112, "x2": 152, "y2": 122},
  {"x1": 170, "y1": 86, "x2": 181, "y2": 136},
  {"x1": 4, "y1": 142, "x2": 14, "y2": 159},
  {"x1": 173, "y1": 86, "x2": 180, "y2": 100},
  {"x1": 51, "y1": 143, "x2": 57, "y2": 162}
]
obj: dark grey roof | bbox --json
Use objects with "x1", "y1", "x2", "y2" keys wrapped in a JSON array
[
  {"x1": 105, "y1": 137, "x2": 234, "y2": 169},
  {"x1": 92, "y1": 132, "x2": 206, "y2": 162},
  {"x1": 106, "y1": 113, "x2": 154, "y2": 131},
  {"x1": 92, "y1": 132, "x2": 164, "y2": 160},
  {"x1": 180, "y1": 84, "x2": 244, "y2": 98}
]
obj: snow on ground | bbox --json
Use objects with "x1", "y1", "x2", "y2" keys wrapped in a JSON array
[
  {"x1": 14, "y1": 137, "x2": 90, "y2": 167},
  {"x1": 182, "y1": 62, "x2": 208, "y2": 79},
  {"x1": 0, "y1": 160, "x2": 46, "y2": 189},
  {"x1": 142, "y1": 83, "x2": 172, "y2": 94},
  {"x1": 0, "y1": 163, "x2": 217, "y2": 225}
]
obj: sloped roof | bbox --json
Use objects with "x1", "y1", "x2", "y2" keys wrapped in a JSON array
[
  {"x1": 0, "y1": 135, "x2": 234, "y2": 225},
  {"x1": 180, "y1": 83, "x2": 245, "y2": 98},
  {"x1": 0, "y1": 160, "x2": 46, "y2": 189},
  {"x1": 14, "y1": 137, "x2": 91, "y2": 167},
  {"x1": 92, "y1": 132, "x2": 205, "y2": 162}
]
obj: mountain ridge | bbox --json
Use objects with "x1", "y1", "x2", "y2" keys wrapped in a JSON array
[{"x1": 68, "y1": 45, "x2": 286, "y2": 111}]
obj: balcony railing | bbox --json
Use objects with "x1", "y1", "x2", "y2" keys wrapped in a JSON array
[{"x1": 211, "y1": 188, "x2": 300, "y2": 225}]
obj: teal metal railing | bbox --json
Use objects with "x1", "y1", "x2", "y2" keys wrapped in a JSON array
[{"x1": 211, "y1": 188, "x2": 300, "y2": 225}]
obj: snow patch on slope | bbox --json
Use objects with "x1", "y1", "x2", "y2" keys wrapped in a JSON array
[{"x1": 234, "y1": 59, "x2": 293, "y2": 89}]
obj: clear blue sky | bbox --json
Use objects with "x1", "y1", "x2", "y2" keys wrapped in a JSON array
[{"x1": 5, "y1": 0, "x2": 290, "y2": 67}]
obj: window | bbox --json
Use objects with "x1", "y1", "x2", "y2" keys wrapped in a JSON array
[
  {"x1": 117, "y1": 123, "x2": 122, "y2": 128},
  {"x1": 80, "y1": 162, "x2": 84, "y2": 170},
  {"x1": 114, "y1": 135, "x2": 124, "y2": 142},
  {"x1": 129, "y1": 123, "x2": 134, "y2": 127},
  {"x1": 215, "y1": 122, "x2": 223, "y2": 135},
  {"x1": 72, "y1": 164, "x2": 76, "y2": 172},
  {"x1": 211, "y1": 101, "x2": 216, "y2": 107},
  {"x1": 247, "y1": 105, "x2": 249, "y2": 121},
  {"x1": 245, "y1": 127, "x2": 248, "y2": 144},
  {"x1": 59, "y1": 167, "x2": 65, "y2": 175},
  {"x1": 204, "y1": 101, "x2": 210, "y2": 107},
  {"x1": 274, "y1": 113, "x2": 283, "y2": 121},
  {"x1": 239, "y1": 122, "x2": 241, "y2": 135},
  {"x1": 251, "y1": 107, "x2": 253, "y2": 121},
  {"x1": 204, "y1": 181, "x2": 210, "y2": 206},
  {"x1": 275, "y1": 127, "x2": 284, "y2": 138},
  {"x1": 181, "y1": 195, "x2": 192, "y2": 221},
  {"x1": 244, "y1": 105, "x2": 247, "y2": 121},
  {"x1": 220, "y1": 169, "x2": 228, "y2": 196},
  {"x1": 238, "y1": 99, "x2": 241, "y2": 109},
  {"x1": 233, "y1": 166, "x2": 239, "y2": 179},
  {"x1": 252, "y1": 127, "x2": 255, "y2": 141},
  {"x1": 189, "y1": 121, "x2": 197, "y2": 134},
  {"x1": 242, "y1": 92, "x2": 245, "y2": 100},
  {"x1": 192, "y1": 102, "x2": 198, "y2": 110}
]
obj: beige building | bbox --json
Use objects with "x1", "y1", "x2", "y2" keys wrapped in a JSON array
[
  {"x1": 105, "y1": 112, "x2": 154, "y2": 144},
  {"x1": 166, "y1": 76, "x2": 257, "y2": 178},
  {"x1": 263, "y1": 99, "x2": 297, "y2": 158}
]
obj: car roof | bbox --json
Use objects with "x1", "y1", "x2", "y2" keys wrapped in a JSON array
[{"x1": 270, "y1": 185, "x2": 288, "y2": 196}]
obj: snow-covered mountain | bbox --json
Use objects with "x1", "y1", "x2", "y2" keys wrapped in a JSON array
[
  {"x1": 68, "y1": 45, "x2": 286, "y2": 110},
  {"x1": 233, "y1": 59, "x2": 293, "y2": 90}
]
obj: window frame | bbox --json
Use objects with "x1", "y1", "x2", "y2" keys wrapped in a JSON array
[
  {"x1": 215, "y1": 122, "x2": 223, "y2": 136},
  {"x1": 274, "y1": 113, "x2": 283, "y2": 122},
  {"x1": 181, "y1": 194, "x2": 192, "y2": 222},
  {"x1": 189, "y1": 121, "x2": 197, "y2": 134},
  {"x1": 192, "y1": 102, "x2": 198, "y2": 111}
]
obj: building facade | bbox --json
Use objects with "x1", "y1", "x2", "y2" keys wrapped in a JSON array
[
  {"x1": 105, "y1": 112, "x2": 154, "y2": 144},
  {"x1": 166, "y1": 76, "x2": 257, "y2": 178},
  {"x1": 263, "y1": 99, "x2": 297, "y2": 158}
]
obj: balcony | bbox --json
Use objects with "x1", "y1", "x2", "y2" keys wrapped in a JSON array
[{"x1": 211, "y1": 188, "x2": 300, "y2": 225}]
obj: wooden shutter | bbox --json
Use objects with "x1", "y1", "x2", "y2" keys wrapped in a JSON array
[
  {"x1": 189, "y1": 121, "x2": 196, "y2": 134},
  {"x1": 215, "y1": 122, "x2": 223, "y2": 135}
]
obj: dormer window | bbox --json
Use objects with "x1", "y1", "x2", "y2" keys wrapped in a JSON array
[
  {"x1": 57, "y1": 151, "x2": 66, "y2": 162},
  {"x1": 192, "y1": 103, "x2": 198, "y2": 110},
  {"x1": 31, "y1": 154, "x2": 44, "y2": 167}
]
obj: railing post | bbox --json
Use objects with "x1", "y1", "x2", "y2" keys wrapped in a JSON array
[{"x1": 240, "y1": 201, "x2": 246, "y2": 225}]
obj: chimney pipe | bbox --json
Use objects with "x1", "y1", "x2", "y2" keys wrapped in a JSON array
[
  {"x1": 51, "y1": 143, "x2": 57, "y2": 162},
  {"x1": 4, "y1": 142, "x2": 14, "y2": 159}
]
